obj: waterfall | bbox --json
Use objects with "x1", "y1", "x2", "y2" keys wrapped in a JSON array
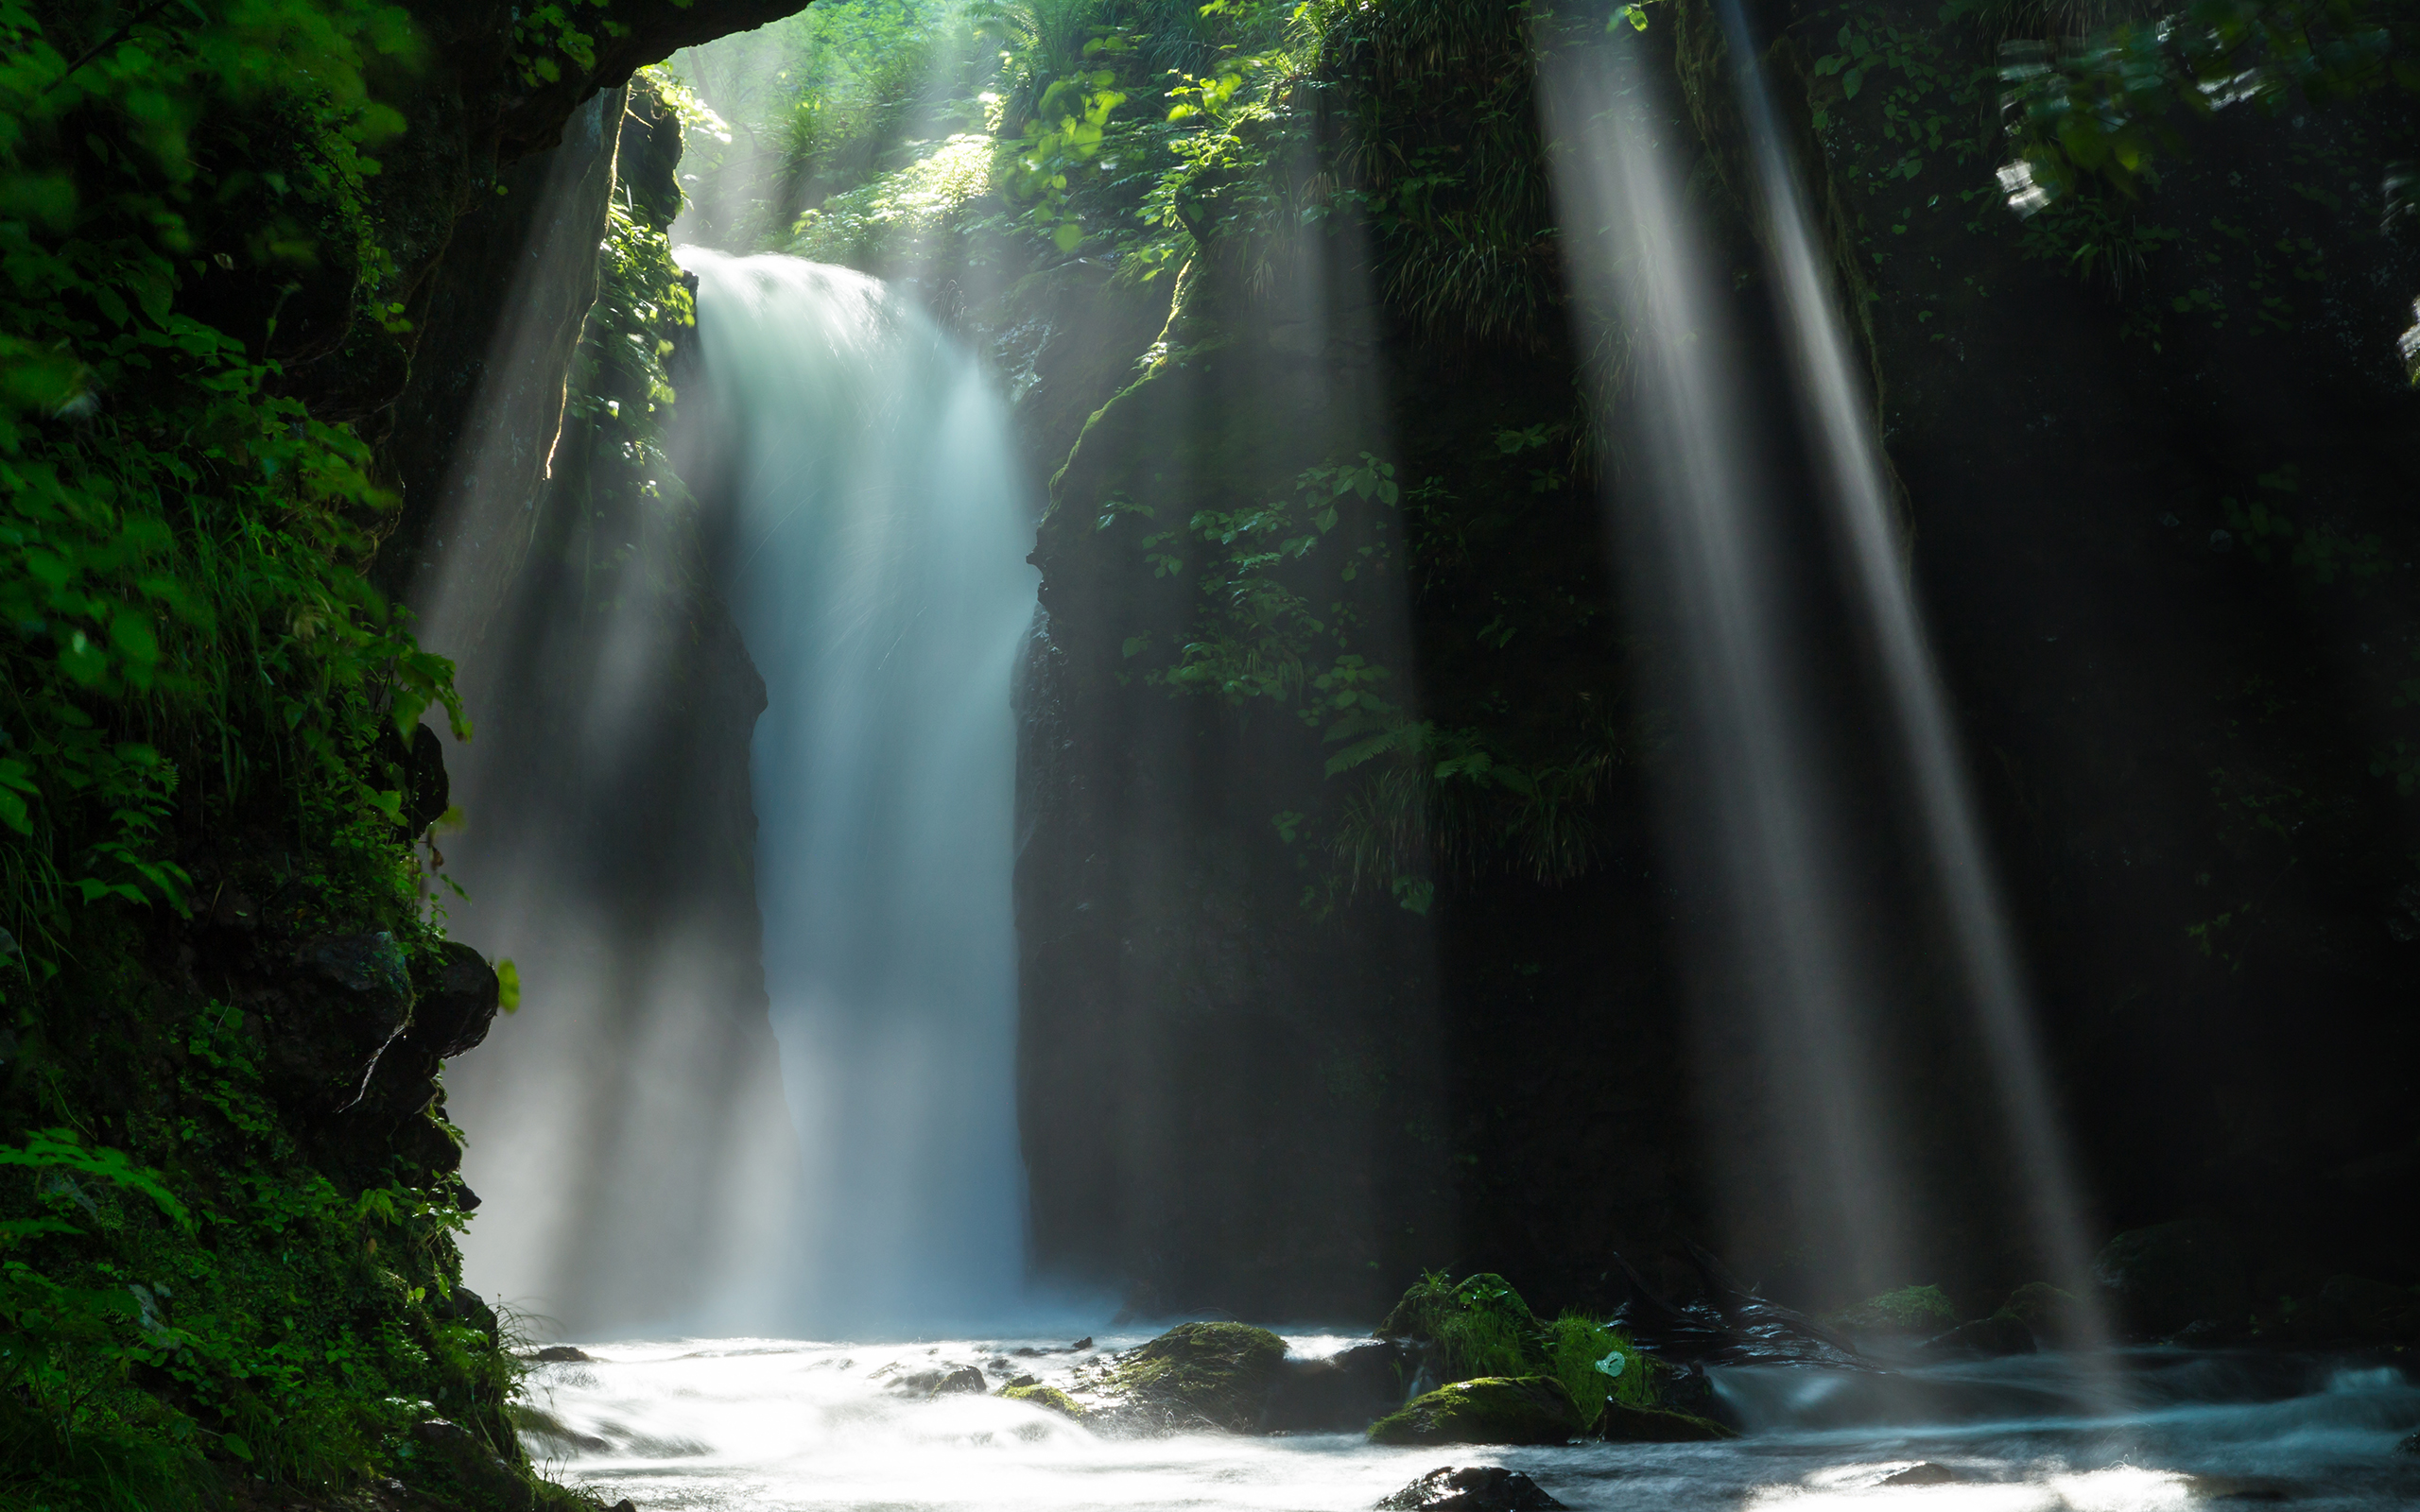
[{"x1": 680, "y1": 250, "x2": 1039, "y2": 1332}]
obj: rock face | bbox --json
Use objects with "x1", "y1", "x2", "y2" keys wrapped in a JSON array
[
  {"x1": 1375, "y1": 1467, "x2": 1568, "y2": 1512},
  {"x1": 1368, "y1": 1378, "x2": 1584, "y2": 1447},
  {"x1": 408, "y1": 1418, "x2": 534, "y2": 1512},
  {"x1": 1011, "y1": 0, "x2": 2420, "y2": 1318}
]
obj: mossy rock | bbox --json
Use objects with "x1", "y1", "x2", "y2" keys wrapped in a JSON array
[
  {"x1": 1823, "y1": 1284, "x2": 1958, "y2": 1338},
  {"x1": 1367, "y1": 1376, "x2": 1582, "y2": 1446},
  {"x1": 1001, "y1": 1383, "x2": 1087, "y2": 1418},
  {"x1": 1378, "y1": 1272, "x2": 1546, "y2": 1383},
  {"x1": 1592, "y1": 1400, "x2": 1737, "y2": 1442},
  {"x1": 1379, "y1": 1272, "x2": 1538, "y2": 1340},
  {"x1": 1108, "y1": 1321, "x2": 1288, "y2": 1432}
]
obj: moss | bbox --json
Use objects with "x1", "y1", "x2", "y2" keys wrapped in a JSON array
[
  {"x1": 1000, "y1": 1383, "x2": 1088, "y2": 1418},
  {"x1": 1366, "y1": 1376, "x2": 1583, "y2": 1447},
  {"x1": 1108, "y1": 1321, "x2": 1289, "y2": 1431},
  {"x1": 1542, "y1": 1312, "x2": 1655, "y2": 1419},
  {"x1": 1377, "y1": 1271, "x2": 1544, "y2": 1382},
  {"x1": 1824, "y1": 1284, "x2": 1960, "y2": 1336}
]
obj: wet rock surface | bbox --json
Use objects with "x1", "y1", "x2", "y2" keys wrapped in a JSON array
[
  {"x1": 1591, "y1": 1400, "x2": 1736, "y2": 1442},
  {"x1": 407, "y1": 1418, "x2": 532, "y2": 1512},
  {"x1": 1368, "y1": 1377, "x2": 1584, "y2": 1447},
  {"x1": 1083, "y1": 1322, "x2": 1291, "y2": 1433},
  {"x1": 1263, "y1": 1340, "x2": 1415, "y2": 1433},
  {"x1": 1000, "y1": 1383, "x2": 1087, "y2": 1418},
  {"x1": 1374, "y1": 1467, "x2": 1567, "y2": 1511}
]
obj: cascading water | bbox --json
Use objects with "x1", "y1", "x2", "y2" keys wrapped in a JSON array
[
  {"x1": 679, "y1": 250, "x2": 1039, "y2": 1332},
  {"x1": 677, "y1": 249, "x2": 1040, "y2": 1332}
]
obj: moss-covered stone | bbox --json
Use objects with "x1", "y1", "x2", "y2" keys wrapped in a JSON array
[
  {"x1": 1001, "y1": 1383, "x2": 1088, "y2": 1418},
  {"x1": 1592, "y1": 1401, "x2": 1737, "y2": 1443},
  {"x1": 1367, "y1": 1376, "x2": 1583, "y2": 1447},
  {"x1": 1107, "y1": 1322, "x2": 1290, "y2": 1432},
  {"x1": 1824, "y1": 1284, "x2": 1959, "y2": 1339}
]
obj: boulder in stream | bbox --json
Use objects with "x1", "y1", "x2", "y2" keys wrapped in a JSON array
[
  {"x1": 1374, "y1": 1466, "x2": 1566, "y2": 1511},
  {"x1": 1262, "y1": 1339, "x2": 1413, "y2": 1433},
  {"x1": 1101, "y1": 1321, "x2": 1289, "y2": 1433},
  {"x1": 2092, "y1": 1221, "x2": 2250, "y2": 1337},
  {"x1": 1590, "y1": 1400, "x2": 1735, "y2": 1442},
  {"x1": 928, "y1": 1365, "x2": 987, "y2": 1397},
  {"x1": 1001, "y1": 1383, "x2": 1086, "y2": 1418},
  {"x1": 1368, "y1": 1377, "x2": 1583, "y2": 1446}
]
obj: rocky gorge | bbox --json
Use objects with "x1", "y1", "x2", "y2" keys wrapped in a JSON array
[{"x1": 2, "y1": 0, "x2": 2417, "y2": 1506}]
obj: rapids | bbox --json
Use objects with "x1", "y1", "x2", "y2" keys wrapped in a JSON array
[{"x1": 516, "y1": 1336, "x2": 2420, "y2": 1511}]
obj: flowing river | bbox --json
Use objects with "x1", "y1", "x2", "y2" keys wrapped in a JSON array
[{"x1": 514, "y1": 1334, "x2": 2419, "y2": 1511}]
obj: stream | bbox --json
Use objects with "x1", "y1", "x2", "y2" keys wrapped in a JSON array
[{"x1": 515, "y1": 1334, "x2": 2420, "y2": 1510}]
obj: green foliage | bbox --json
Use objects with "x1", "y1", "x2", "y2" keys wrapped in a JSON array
[
  {"x1": 1542, "y1": 1311, "x2": 1653, "y2": 1419},
  {"x1": 0, "y1": 1012, "x2": 501, "y2": 1506},
  {"x1": 0, "y1": 6, "x2": 543, "y2": 1506},
  {"x1": 1377, "y1": 1270, "x2": 1543, "y2": 1381},
  {"x1": 0, "y1": 0, "x2": 461, "y2": 986},
  {"x1": 671, "y1": 0, "x2": 999, "y2": 249},
  {"x1": 1996, "y1": 0, "x2": 2419, "y2": 214}
]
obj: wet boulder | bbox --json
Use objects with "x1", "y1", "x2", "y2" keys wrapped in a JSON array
[
  {"x1": 1262, "y1": 1339, "x2": 1414, "y2": 1432},
  {"x1": 1375, "y1": 1467, "x2": 1566, "y2": 1511},
  {"x1": 1591, "y1": 1400, "x2": 1736, "y2": 1442},
  {"x1": 1367, "y1": 1377, "x2": 1583, "y2": 1447},
  {"x1": 2093, "y1": 1221, "x2": 2251, "y2": 1338},
  {"x1": 1822, "y1": 1284, "x2": 1957, "y2": 1347},
  {"x1": 1001, "y1": 1383, "x2": 1086, "y2": 1418},
  {"x1": 406, "y1": 1418, "x2": 532, "y2": 1512},
  {"x1": 928, "y1": 1364, "x2": 987, "y2": 1397},
  {"x1": 265, "y1": 931, "x2": 415, "y2": 1110},
  {"x1": 1919, "y1": 1314, "x2": 2035, "y2": 1358},
  {"x1": 2001, "y1": 1282, "x2": 2092, "y2": 1348},
  {"x1": 410, "y1": 940, "x2": 505, "y2": 1061},
  {"x1": 1103, "y1": 1322, "x2": 1289, "y2": 1432}
]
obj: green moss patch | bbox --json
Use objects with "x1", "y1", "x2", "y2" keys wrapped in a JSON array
[
  {"x1": 1001, "y1": 1383, "x2": 1088, "y2": 1418},
  {"x1": 1107, "y1": 1322, "x2": 1289, "y2": 1432},
  {"x1": 1367, "y1": 1376, "x2": 1583, "y2": 1447},
  {"x1": 1378, "y1": 1271, "x2": 1545, "y2": 1383},
  {"x1": 1824, "y1": 1284, "x2": 1959, "y2": 1337}
]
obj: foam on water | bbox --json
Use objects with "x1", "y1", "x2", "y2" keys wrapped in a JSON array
[{"x1": 517, "y1": 1340, "x2": 2420, "y2": 1512}]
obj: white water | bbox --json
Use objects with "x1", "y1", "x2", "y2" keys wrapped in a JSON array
[
  {"x1": 515, "y1": 1338, "x2": 2420, "y2": 1510},
  {"x1": 680, "y1": 251, "x2": 1039, "y2": 1332}
]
